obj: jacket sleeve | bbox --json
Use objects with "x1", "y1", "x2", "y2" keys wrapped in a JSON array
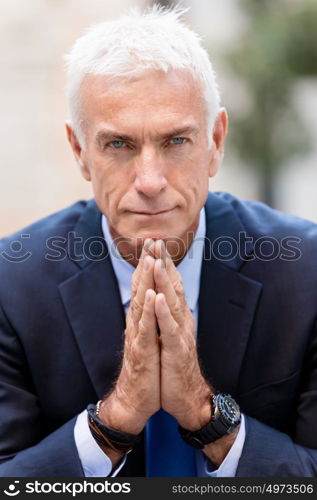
[
  {"x1": 0, "y1": 303, "x2": 83, "y2": 477},
  {"x1": 237, "y1": 319, "x2": 317, "y2": 477},
  {"x1": 236, "y1": 416, "x2": 317, "y2": 476},
  {"x1": 0, "y1": 419, "x2": 83, "y2": 477}
]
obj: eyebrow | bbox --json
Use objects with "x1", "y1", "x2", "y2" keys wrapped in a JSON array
[
  {"x1": 159, "y1": 126, "x2": 200, "y2": 140},
  {"x1": 95, "y1": 130, "x2": 131, "y2": 147},
  {"x1": 95, "y1": 125, "x2": 200, "y2": 146}
]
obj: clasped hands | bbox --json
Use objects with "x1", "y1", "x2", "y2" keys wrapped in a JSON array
[
  {"x1": 100, "y1": 239, "x2": 240, "y2": 467},
  {"x1": 100, "y1": 239, "x2": 212, "y2": 436}
]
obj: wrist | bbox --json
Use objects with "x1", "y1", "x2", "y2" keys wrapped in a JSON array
[
  {"x1": 203, "y1": 424, "x2": 240, "y2": 468},
  {"x1": 87, "y1": 401, "x2": 142, "y2": 459},
  {"x1": 176, "y1": 400, "x2": 212, "y2": 431},
  {"x1": 176, "y1": 388, "x2": 212, "y2": 431},
  {"x1": 99, "y1": 392, "x2": 148, "y2": 435}
]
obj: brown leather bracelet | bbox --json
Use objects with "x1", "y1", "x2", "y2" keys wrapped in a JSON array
[{"x1": 87, "y1": 401, "x2": 142, "y2": 454}]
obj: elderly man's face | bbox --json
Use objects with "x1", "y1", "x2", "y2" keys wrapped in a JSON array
[{"x1": 67, "y1": 70, "x2": 227, "y2": 258}]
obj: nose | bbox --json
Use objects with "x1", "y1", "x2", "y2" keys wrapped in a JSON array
[{"x1": 133, "y1": 148, "x2": 168, "y2": 198}]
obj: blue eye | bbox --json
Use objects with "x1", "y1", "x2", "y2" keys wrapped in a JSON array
[
  {"x1": 170, "y1": 137, "x2": 186, "y2": 145},
  {"x1": 109, "y1": 140, "x2": 126, "y2": 149}
]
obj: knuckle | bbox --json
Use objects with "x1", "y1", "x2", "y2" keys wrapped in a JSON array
[
  {"x1": 123, "y1": 330, "x2": 132, "y2": 347},
  {"x1": 179, "y1": 337, "x2": 195, "y2": 360},
  {"x1": 179, "y1": 339, "x2": 189, "y2": 356},
  {"x1": 131, "y1": 266, "x2": 141, "y2": 286},
  {"x1": 132, "y1": 296, "x2": 142, "y2": 315},
  {"x1": 173, "y1": 301, "x2": 183, "y2": 319},
  {"x1": 138, "y1": 316, "x2": 153, "y2": 337},
  {"x1": 173, "y1": 305, "x2": 184, "y2": 324},
  {"x1": 124, "y1": 337, "x2": 139, "y2": 359},
  {"x1": 173, "y1": 279, "x2": 184, "y2": 296},
  {"x1": 130, "y1": 339, "x2": 140, "y2": 357},
  {"x1": 126, "y1": 307, "x2": 139, "y2": 331},
  {"x1": 168, "y1": 321, "x2": 179, "y2": 336},
  {"x1": 173, "y1": 295, "x2": 182, "y2": 310},
  {"x1": 131, "y1": 276, "x2": 139, "y2": 296},
  {"x1": 138, "y1": 318, "x2": 146, "y2": 334},
  {"x1": 124, "y1": 314, "x2": 133, "y2": 333},
  {"x1": 131, "y1": 283, "x2": 138, "y2": 298}
]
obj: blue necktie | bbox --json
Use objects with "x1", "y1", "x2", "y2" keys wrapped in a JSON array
[{"x1": 146, "y1": 408, "x2": 197, "y2": 477}]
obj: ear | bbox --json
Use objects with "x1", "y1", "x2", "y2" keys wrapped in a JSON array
[
  {"x1": 208, "y1": 108, "x2": 228, "y2": 178},
  {"x1": 65, "y1": 121, "x2": 91, "y2": 181}
]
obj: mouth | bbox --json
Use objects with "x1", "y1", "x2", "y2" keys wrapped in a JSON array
[{"x1": 130, "y1": 208, "x2": 175, "y2": 216}]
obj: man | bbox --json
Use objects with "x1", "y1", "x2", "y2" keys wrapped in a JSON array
[{"x1": 0, "y1": 6, "x2": 316, "y2": 477}]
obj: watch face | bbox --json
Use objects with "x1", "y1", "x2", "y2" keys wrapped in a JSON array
[{"x1": 217, "y1": 394, "x2": 241, "y2": 426}]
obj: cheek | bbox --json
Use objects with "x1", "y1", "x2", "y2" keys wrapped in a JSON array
[
  {"x1": 175, "y1": 155, "x2": 210, "y2": 202},
  {"x1": 89, "y1": 161, "x2": 128, "y2": 213}
]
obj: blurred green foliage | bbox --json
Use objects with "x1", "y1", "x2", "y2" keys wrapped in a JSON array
[{"x1": 225, "y1": 0, "x2": 317, "y2": 206}]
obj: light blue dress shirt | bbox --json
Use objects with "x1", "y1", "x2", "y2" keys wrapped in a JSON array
[{"x1": 74, "y1": 207, "x2": 246, "y2": 476}]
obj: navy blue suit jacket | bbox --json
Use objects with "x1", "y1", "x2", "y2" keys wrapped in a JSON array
[{"x1": 0, "y1": 192, "x2": 317, "y2": 476}]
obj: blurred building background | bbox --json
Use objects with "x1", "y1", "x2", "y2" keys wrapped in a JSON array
[{"x1": 0, "y1": 0, "x2": 316, "y2": 236}]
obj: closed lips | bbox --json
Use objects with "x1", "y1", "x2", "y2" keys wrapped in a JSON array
[{"x1": 132, "y1": 208, "x2": 174, "y2": 215}]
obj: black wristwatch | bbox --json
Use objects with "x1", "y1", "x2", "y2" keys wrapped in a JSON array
[{"x1": 178, "y1": 393, "x2": 241, "y2": 449}]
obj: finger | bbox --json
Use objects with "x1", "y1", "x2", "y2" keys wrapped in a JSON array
[
  {"x1": 144, "y1": 239, "x2": 157, "y2": 259},
  {"x1": 157, "y1": 239, "x2": 167, "y2": 267},
  {"x1": 125, "y1": 250, "x2": 154, "y2": 336},
  {"x1": 138, "y1": 289, "x2": 158, "y2": 347},
  {"x1": 155, "y1": 293, "x2": 179, "y2": 346},
  {"x1": 163, "y1": 243, "x2": 183, "y2": 287},
  {"x1": 143, "y1": 237, "x2": 156, "y2": 256},
  {"x1": 153, "y1": 240, "x2": 183, "y2": 295},
  {"x1": 154, "y1": 259, "x2": 184, "y2": 325},
  {"x1": 132, "y1": 255, "x2": 155, "y2": 323},
  {"x1": 131, "y1": 238, "x2": 155, "y2": 299},
  {"x1": 152, "y1": 239, "x2": 166, "y2": 267}
]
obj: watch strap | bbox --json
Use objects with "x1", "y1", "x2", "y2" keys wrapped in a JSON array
[
  {"x1": 178, "y1": 419, "x2": 227, "y2": 450},
  {"x1": 191, "y1": 416, "x2": 229, "y2": 442}
]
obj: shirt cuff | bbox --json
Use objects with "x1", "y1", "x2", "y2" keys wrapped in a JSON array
[
  {"x1": 203, "y1": 413, "x2": 246, "y2": 477},
  {"x1": 74, "y1": 409, "x2": 127, "y2": 477}
]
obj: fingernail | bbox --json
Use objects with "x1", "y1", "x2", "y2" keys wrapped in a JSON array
[
  {"x1": 144, "y1": 238, "x2": 153, "y2": 251},
  {"x1": 146, "y1": 290, "x2": 152, "y2": 302}
]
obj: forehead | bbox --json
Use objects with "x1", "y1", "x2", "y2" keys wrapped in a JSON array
[{"x1": 79, "y1": 69, "x2": 207, "y2": 136}]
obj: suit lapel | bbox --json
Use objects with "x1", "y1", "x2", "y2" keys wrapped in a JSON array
[
  {"x1": 58, "y1": 200, "x2": 126, "y2": 398},
  {"x1": 197, "y1": 194, "x2": 263, "y2": 396}
]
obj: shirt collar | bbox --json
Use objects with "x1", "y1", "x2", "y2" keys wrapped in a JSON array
[{"x1": 101, "y1": 208, "x2": 206, "y2": 312}]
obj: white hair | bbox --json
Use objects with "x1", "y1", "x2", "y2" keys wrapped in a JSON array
[{"x1": 64, "y1": 4, "x2": 221, "y2": 148}]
